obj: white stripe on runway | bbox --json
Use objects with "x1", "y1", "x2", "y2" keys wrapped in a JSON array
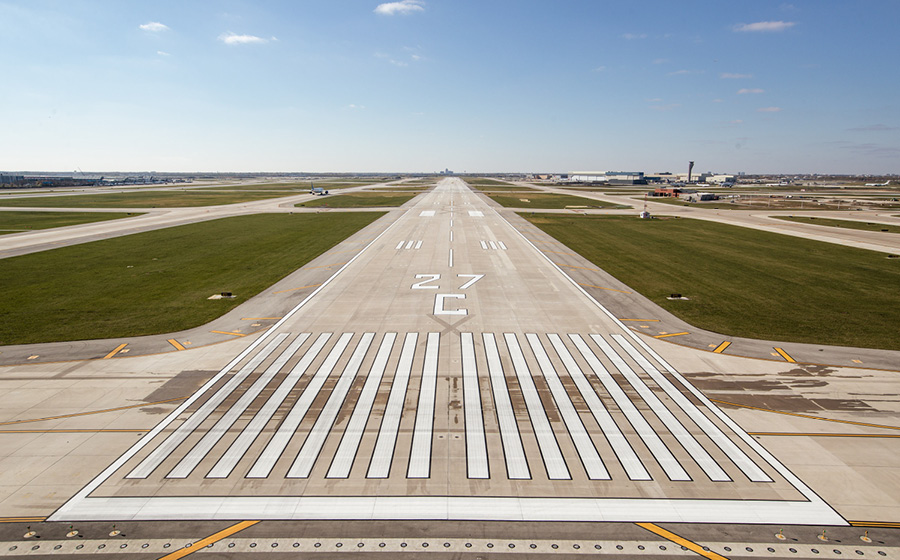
[
  {"x1": 480, "y1": 241, "x2": 488, "y2": 250},
  {"x1": 611, "y1": 334, "x2": 772, "y2": 483},
  {"x1": 504, "y1": 333, "x2": 570, "y2": 480},
  {"x1": 327, "y1": 333, "x2": 396, "y2": 479},
  {"x1": 246, "y1": 333, "x2": 353, "y2": 479},
  {"x1": 167, "y1": 333, "x2": 310, "y2": 479},
  {"x1": 590, "y1": 334, "x2": 730, "y2": 482},
  {"x1": 483, "y1": 333, "x2": 530, "y2": 480},
  {"x1": 461, "y1": 333, "x2": 489, "y2": 479},
  {"x1": 207, "y1": 333, "x2": 332, "y2": 479},
  {"x1": 126, "y1": 333, "x2": 290, "y2": 479},
  {"x1": 569, "y1": 334, "x2": 690, "y2": 481},
  {"x1": 498, "y1": 241, "x2": 507, "y2": 250},
  {"x1": 395, "y1": 241, "x2": 404, "y2": 250},
  {"x1": 449, "y1": 231, "x2": 453, "y2": 242},
  {"x1": 489, "y1": 241, "x2": 498, "y2": 250},
  {"x1": 415, "y1": 240, "x2": 423, "y2": 249},
  {"x1": 547, "y1": 334, "x2": 650, "y2": 481},
  {"x1": 408, "y1": 332, "x2": 440, "y2": 478},
  {"x1": 525, "y1": 334, "x2": 608, "y2": 480},
  {"x1": 368, "y1": 333, "x2": 417, "y2": 478},
  {"x1": 288, "y1": 333, "x2": 375, "y2": 478},
  {"x1": 405, "y1": 240, "x2": 414, "y2": 249}
]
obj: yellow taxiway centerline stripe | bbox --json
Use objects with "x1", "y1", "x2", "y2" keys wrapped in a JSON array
[
  {"x1": 619, "y1": 318, "x2": 661, "y2": 322},
  {"x1": 577, "y1": 282, "x2": 633, "y2": 294},
  {"x1": 654, "y1": 331, "x2": 689, "y2": 339},
  {"x1": 272, "y1": 283, "x2": 323, "y2": 295},
  {"x1": 558, "y1": 263, "x2": 600, "y2": 272},
  {"x1": 159, "y1": 520, "x2": 260, "y2": 559},
  {"x1": 849, "y1": 521, "x2": 900, "y2": 528},
  {"x1": 241, "y1": 317, "x2": 283, "y2": 320},
  {"x1": 0, "y1": 396, "x2": 187, "y2": 427},
  {"x1": 0, "y1": 429, "x2": 146, "y2": 434},
  {"x1": 211, "y1": 330, "x2": 246, "y2": 337},
  {"x1": 167, "y1": 339, "x2": 186, "y2": 351},
  {"x1": 0, "y1": 517, "x2": 46, "y2": 523},
  {"x1": 636, "y1": 523, "x2": 729, "y2": 560},
  {"x1": 774, "y1": 347, "x2": 796, "y2": 363},
  {"x1": 101, "y1": 343, "x2": 128, "y2": 360},
  {"x1": 713, "y1": 341, "x2": 731, "y2": 354},
  {"x1": 710, "y1": 399, "x2": 900, "y2": 431},
  {"x1": 748, "y1": 432, "x2": 900, "y2": 438}
]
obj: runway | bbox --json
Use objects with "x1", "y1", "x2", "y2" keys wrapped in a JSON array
[{"x1": 49, "y1": 178, "x2": 844, "y2": 525}]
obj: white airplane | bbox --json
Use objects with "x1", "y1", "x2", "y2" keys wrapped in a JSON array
[{"x1": 865, "y1": 179, "x2": 891, "y2": 186}]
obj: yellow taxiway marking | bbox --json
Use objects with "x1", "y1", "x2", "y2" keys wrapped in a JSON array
[
  {"x1": 211, "y1": 330, "x2": 246, "y2": 337},
  {"x1": 748, "y1": 432, "x2": 900, "y2": 438},
  {"x1": 852, "y1": 359, "x2": 863, "y2": 363},
  {"x1": 577, "y1": 282, "x2": 633, "y2": 294},
  {"x1": 272, "y1": 283, "x2": 322, "y2": 295},
  {"x1": 167, "y1": 339, "x2": 186, "y2": 351},
  {"x1": 0, "y1": 396, "x2": 187, "y2": 427},
  {"x1": 710, "y1": 399, "x2": 900, "y2": 431},
  {"x1": 102, "y1": 343, "x2": 128, "y2": 360},
  {"x1": 159, "y1": 520, "x2": 260, "y2": 559},
  {"x1": 654, "y1": 331, "x2": 689, "y2": 339},
  {"x1": 636, "y1": 523, "x2": 729, "y2": 560},
  {"x1": 849, "y1": 521, "x2": 900, "y2": 528},
  {"x1": 619, "y1": 318, "x2": 661, "y2": 322},
  {"x1": 559, "y1": 263, "x2": 599, "y2": 272},
  {"x1": 713, "y1": 341, "x2": 731, "y2": 354},
  {"x1": 241, "y1": 317, "x2": 282, "y2": 320},
  {"x1": 0, "y1": 517, "x2": 45, "y2": 523},
  {"x1": 774, "y1": 347, "x2": 796, "y2": 363},
  {"x1": 0, "y1": 429, "x2": 145, "y2": 434}
]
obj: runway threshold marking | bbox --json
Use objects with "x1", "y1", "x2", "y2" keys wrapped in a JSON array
[
  {"x1": 653, "y1": 331, "x2": 689, "y2": 338},
  {"x1": 101, "y1": 343, "x2": 128, "y2": 359},
  {"x1": 0, "y1": 396, "x2": 187, "y2": 427},
  {"x1": 210, "y1": 330, "x2": 247, "y2": 337},
  {"x1": 774, "y1": 347, "x2": 797, "y2": 363},
  {"x1": 272, "y1": 283, "x2": 322, "y2": 295},
  {"x1": 159, "y1": 520, "x2": 260, "y2": 559},
  {"x1": 167, "y1": 339, "x2": 186, "y2": 351},
  {"x1": 710, "y1": 399, "x2": 900, "y2": 431},
  {"x1": 636, "y1": 523, "x2": 729, "y2": 560},
  {"x1": 577, "y1": 282, "x2": 633, "y2": 294},
  {"x1": 713, "y1": 341, "x2": 731, "y2": 353}
]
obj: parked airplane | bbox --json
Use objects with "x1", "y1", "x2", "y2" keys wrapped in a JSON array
[{"x1": 865, "y1": 180, "x2": 891, "y2": 186}]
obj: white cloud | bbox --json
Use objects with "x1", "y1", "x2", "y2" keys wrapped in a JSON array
[
  {"x1": 348, "y1": 104, "x2": 365, "y2": 110},
  {"x1": 650, "y1": 103, "x2": 680, "y2": 111},
  {"x1": 139, "y1": 21, "x2": 170, "y2": 32},
  {"x1": 847, "y1": 124, "x2": 898, "y2": 132},
  {"x1": 592, "y1": 65, "x2": 606, "y2": 72},
  {"x1": 757, "y1": 106, "x2": 782, "y2": 112},
  {"x1": 218, "y1": 32, "x2": 269, "y2": 45},
  {"x1": 374, "y1": 0, "x2": 425, "y2": 15},
  {"x1": 622, "y1": 33, "x2": 647, "y2": 40},
  {"x1": 729, "y1": 119, "x2": 744, "y2": 125},
  {"x1": 668, "y1": 69, "x2": 703, "y2": 76},
  {"x1": 411, "y1": 54, "x2": 423, "y2": 61},
  {"x1": 738, "y1": 88, "x2": 765, "y2": 94},
  {"x1": 734, "y1": 21, "x2": 796, "y2": 32},
  {"x1": 712, "y1": 99, "x2": 724, "y2": 103},
  {"x1": 720, "y1": 72, "x2": 752, "y2": 79},
  {"x1": 157, "y1": 51, "x2": 170, "y2": 56}
]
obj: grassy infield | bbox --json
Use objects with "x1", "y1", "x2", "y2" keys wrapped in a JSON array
[
  {"x1": 0, "y1": 211, "x2": 141, "y2": 234},
  {"x1": 1, "y1": 182, "x2": 897, "y2": 350},
  {"x1": 524, "y1": 215, "x2": 900, "y2": 351}
]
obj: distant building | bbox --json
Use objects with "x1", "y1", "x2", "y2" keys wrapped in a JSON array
[
  {"x1": 0, "y1": 174, "x2": 25, "y2": 185},
  {"x1": 569, "y1": 171, "x2": 645, "y2": 185}
]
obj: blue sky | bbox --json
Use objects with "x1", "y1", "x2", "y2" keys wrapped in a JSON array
[{"x1": 1, "y1": 0, "x2": 898, "y2": 174}]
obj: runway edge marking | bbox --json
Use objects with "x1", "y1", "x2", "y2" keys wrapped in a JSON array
[{"x1": 47, "y1": 210, "x2": 407, "y2": 522}]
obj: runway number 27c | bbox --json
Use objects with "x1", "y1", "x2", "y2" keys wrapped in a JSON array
[{"x1": 411, "y1": 274, "x2": 484, "y2": 316}]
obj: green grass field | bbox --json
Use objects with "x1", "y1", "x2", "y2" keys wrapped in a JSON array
[
  {"x1": 296, "y1": 192, "x2": 418, "y2": 208},
  {"x1": 0, "y1": 212, "x2": 384, "y2": 345},
  {"x1": 774, "y1": 216, "x2": 900, "y2": 234},
  {"x1": 0, "y1": 190, "x2": 303, "y2": 208},
  {"x1": 490, "y1": 193, "x2": 626, "y2": 209},
  {"x1": 0, "y1": 211, "x2": 141, "y2": 234},
  {"x1": 522, "y1": 214, "x2": 900, "y2": 350},
  {"x1": 462, "y1": 178, "x2": 512, "y2": 186}
]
